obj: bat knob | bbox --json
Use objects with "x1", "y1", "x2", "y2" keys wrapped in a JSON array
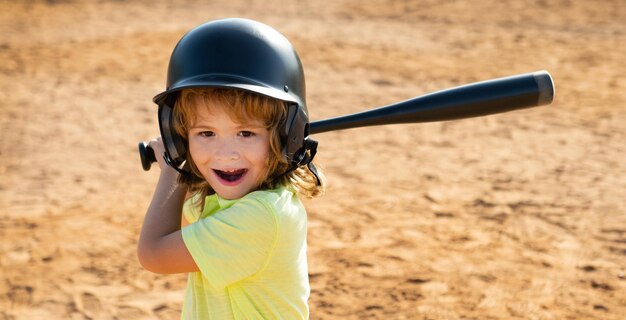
[
  {"x1": 533, "y1": 70, "x2": 555, "y2": 106},
  {"x1": 138, "y1": 141, "x2": 156, "y2": 171}
]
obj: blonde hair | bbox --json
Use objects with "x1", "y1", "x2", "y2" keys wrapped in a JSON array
[{"x1": 172, "y1": 87, "x2": 324, "y2": 203}]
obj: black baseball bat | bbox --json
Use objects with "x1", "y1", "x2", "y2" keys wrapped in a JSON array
[{"x1": 139, "y1": 71, "x2": 554, "y2": 170}]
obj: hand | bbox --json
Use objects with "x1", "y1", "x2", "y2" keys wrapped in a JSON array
[{"x1": 147, "y1": 137, "x2": 179, "y2": 179}]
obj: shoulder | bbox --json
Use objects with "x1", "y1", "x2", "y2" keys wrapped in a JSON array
[
  {"x1": 241, "y1": 187, "x2": 301, "y2": 214},
  {"x1": 209, "y1": 190, "x2": 287, "y2": 229},
  {"x1": 241, "y1": 187, "x2": 306, "y2": 234}
]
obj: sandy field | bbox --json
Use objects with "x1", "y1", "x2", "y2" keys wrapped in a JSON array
[{"x1": 1, "y1": 0, "x2": 625, "y2": 319}]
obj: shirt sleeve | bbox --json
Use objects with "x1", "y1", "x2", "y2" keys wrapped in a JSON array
[
  {"x1": 181, "y1": 196, "x2": 279, "y2": 289},
  {"x1": 182, "y1": 195, "x2": 202, "y2": 223}
]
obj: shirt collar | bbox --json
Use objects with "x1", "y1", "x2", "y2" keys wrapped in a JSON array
[{"x1": 215, "y1": 194, "x2": 238, "y2": 209}]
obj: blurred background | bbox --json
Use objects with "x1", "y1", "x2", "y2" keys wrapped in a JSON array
[{"x1": 1, "y1": 0, "x2": 624, "y2": 319}]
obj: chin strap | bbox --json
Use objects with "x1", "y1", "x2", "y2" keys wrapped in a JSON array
[
  {"x1": 163, "y1": 152, "x2": 193, "y2": 179},
  {"x1": 281, "y1": 138, "x2": 321, "y2": 186},
  {"x1": 303, "y1": 139, "x2": 321, "y2": 186}
]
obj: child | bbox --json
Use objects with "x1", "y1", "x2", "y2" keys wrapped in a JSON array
[{"x1": 137, "y1": 19, "x2": 324, "y2": 319}]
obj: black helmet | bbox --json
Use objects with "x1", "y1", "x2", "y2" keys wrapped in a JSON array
[{"x1": 154, "y1": 18, "x2": 314, "y2": 174}]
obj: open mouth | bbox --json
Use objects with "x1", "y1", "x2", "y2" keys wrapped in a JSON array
[{"x1": 213, "y1": 168, "x2": 248, "y2": 183}]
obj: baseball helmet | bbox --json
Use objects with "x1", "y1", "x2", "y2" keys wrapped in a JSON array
[{"x1": 154, "y1": 18, "x2": 314, "y2": 174}]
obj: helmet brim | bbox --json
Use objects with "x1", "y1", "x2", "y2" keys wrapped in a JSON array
[{"x1": 153, "y1": 74, "x2": 300, "y2": 107}]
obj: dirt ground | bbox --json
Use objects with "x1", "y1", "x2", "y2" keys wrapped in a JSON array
[{"x1": 1, "y1": 0, "x2": 625, "y2": 319}]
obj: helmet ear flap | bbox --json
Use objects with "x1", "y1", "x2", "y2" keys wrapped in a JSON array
[
  {"x1": 158, "y1": 98, "x2": 187, "y2": 168},
  {"x1": 278, "y1": 104, "x2": 321, "y2": 185},
  {"x1": 282, "y1": 104, "x2": 309, "y2": 165}
]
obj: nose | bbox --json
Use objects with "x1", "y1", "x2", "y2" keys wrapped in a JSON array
[{"x1": 213, "y1": 138, "x2": 240, "y2": 160}]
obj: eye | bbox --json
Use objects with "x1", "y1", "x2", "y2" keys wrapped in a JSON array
[
  {"x1": 198, "y1": 131, "x2": 214, "y2": 137},
  {"x1": 238, "y1": 131, "x2": 255, "y2": 137}
]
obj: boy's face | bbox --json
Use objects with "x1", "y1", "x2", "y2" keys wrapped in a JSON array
[{"x1": 188, "y1": 97, "x2": 270, "y2": 200}]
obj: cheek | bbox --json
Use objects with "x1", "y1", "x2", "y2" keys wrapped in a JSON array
[
  {"x1": 253, "y1": 144, "x2": 272, "y2": 185},
  {"x1": 187, "y1": 137, "x2": 209, "y2": 167},
  {"x1": 261, "y1": 138, "x2": 272, "y2": 164},
  {"x1": 251, "y1": 139, "x2": 271, "y2": 168},
  {"x1": 254, "y1": 145, "x2": 270, "y2": 167},
  {"x1": 187, "y1": 137, "x2": 199, "y2": 159}
]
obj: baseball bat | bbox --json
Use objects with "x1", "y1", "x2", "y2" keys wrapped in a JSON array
[{"x1": 139, "y1": 71, "x2": 554, "y2": 170}]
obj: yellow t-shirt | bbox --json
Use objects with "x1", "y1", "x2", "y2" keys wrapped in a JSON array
[{"x1": 181, "y1": 186, "x2": 310, "y2": 319}]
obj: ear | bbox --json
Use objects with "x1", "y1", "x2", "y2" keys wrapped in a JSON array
[
  {"x1": 158, "y1": 100, "x2": 187, "y2": 168},
  {"x1": 281, "y1": 104, "x2": 309, "y2": 165}
]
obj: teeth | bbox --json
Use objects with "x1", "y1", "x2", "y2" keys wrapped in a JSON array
[
  {"x1": 219, "y1": 169, "x2": 243, "y2": 173},
  {"x1": 214, "y1": 169, "x2": 247, "y2": 182}
]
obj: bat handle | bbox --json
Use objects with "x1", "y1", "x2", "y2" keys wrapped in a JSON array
[{"x1": 138, "y1": 141, "x2": 156, "y2": 171}]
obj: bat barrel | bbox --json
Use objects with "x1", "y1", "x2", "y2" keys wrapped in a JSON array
[{"x1": 309, "y1": 71, "x2": 554, "y2": 134}]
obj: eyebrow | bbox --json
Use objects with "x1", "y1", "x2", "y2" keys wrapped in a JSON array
[
  {"x1": 189, "y1": 123, "x2": 265, "y2": 130},
  {"x1": 189, "y1": 125, "x2": 213, "y2": 130}
]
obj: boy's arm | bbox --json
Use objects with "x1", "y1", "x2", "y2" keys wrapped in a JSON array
[{"x1": 137, "y1": 138, "x2": 199, "y2": 274}]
